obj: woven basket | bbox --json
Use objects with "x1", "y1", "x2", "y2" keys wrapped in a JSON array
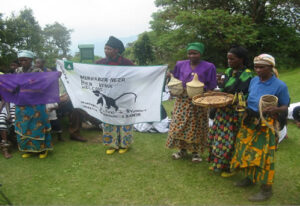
[
  {"x1": 259, "y1": 95, "x2": 278, "y2": 131},
  {"x1": 167, "y1": 74, "x2": 183, "y2": 96},
  {"x1": 168, "y1": 83, "x2": 184, "y2": 96},
  {"x1": 192, "y1": 92, "x2": 234, "y2": 108},
  {"x1": 259, "y1": 95, "x2": 278, "y2": 109},
  {"x1": 186, "y1": 86, "x2": 204, "y2": 98},
  {"x1": 186, "y1": 73, "x2": 204, "y2": 98}
]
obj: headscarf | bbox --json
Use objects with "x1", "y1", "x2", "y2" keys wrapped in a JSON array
[
  {"x1": 106, "y1": 36, "x2": 125, "y2": 54},
  {"x1": 254, "y1": 53, "x2": 278, "y2": 77},
  {"x1": 17, "y1": 50, "x2": 35, "y2": 59},
  {"x1": 187, "y1": 42, "x2": 205, "y2": 55},
  {"x1": 253, "y1": 54, "x2": 275, "y2": 67}
]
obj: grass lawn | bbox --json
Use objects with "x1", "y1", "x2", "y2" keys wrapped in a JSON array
[{"x1": 0, "y1": 69, "x2": 300, "y2": 205}]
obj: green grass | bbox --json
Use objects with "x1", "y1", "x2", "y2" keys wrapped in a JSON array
[
  {"x1": 1, "y1": 69, "x2": 300, "y2": 205},
  {"x1": 278, "y1": 68, "x2": 300, "y2": 103}
]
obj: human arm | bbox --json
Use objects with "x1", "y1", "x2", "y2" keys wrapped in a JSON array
[
  {"x1": 264, "y1": 81, "x2": 289, "y2": 117},
  {"x1": 204, "y1": 63, "x2": 217, "y2": 92},
  {"x1": 59, "y1": 93, "x2": 70, "y2": 103},
  {"x1": 263, "y1": 105, "x2": 288, "y2": 117},
  {"x1": 46, "y1": 103, "x2": 58, "y2": 113}
]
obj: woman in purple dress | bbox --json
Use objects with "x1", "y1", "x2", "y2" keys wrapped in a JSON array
[{"x1": 166, "y1": 42, "x2": 217, "y2": 162}]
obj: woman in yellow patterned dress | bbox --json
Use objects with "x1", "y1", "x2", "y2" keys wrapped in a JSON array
[
  {"x1": 166, "y1": 42, "x2": 217, "y2": 162},
  {"x1": 230, "y1": 54, "x2": 290, "y2": 202}
]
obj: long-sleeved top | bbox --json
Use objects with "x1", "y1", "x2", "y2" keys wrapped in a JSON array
[{"x1": 172, "y1": 60, "x2": 217, "y2": 91}]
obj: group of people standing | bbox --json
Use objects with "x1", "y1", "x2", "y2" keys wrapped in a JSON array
[
  {"x1": 166, "y1": 42, "x2": 290, "y2": 202},
  {"x1": 0, "y1": 36, "x2": 135, "y2": 159},
  {"x1": 0, "y1": 36, "x2": 292, "y2": 202}
]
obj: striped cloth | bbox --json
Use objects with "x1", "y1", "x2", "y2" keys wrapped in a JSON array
[{"x1": 0, "y1": 102, "x2": 15, "y2": 130}]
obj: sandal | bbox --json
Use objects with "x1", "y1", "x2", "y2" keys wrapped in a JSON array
[
  {"x1": 22, "y1": 153, "x2": 33, "y2": 158},
  {"x1": 119, "y1": 148, "x2": 128, "y2": 154},
  {"x1": 106, "y1": 148, "x2": 116, "y2": 155},
  {"x1": 221, "y1": 171, "x2": 237, "y2": 178},
  {"x1": 172, "y1": 150, "x2": 187, "y2": 160},
  {"x1": 39, "y1": 151, "x2": 48, "y2": 159},
  {"x1": 192, "y1": 153, "x2": 202, "y2": 162}
]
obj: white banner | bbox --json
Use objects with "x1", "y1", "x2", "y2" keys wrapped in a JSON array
[{"x1": 56, "y1": 60, "x2": 168, "y2": 125}]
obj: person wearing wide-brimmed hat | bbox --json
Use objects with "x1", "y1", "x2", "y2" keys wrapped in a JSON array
[
  {"x1": 230, "y1": 54, "x2": 290, "y2": 202},
  {"x1": 96, "y1": 36, "x2": 134, "y2": 155},
  {"x1": 166, "y1": 42, "x2": 217, "y2": 162}
]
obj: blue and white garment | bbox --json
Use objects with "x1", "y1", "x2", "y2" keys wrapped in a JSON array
[{"x1": 0, "y1": 102, "x2": 15, "y2": 130}]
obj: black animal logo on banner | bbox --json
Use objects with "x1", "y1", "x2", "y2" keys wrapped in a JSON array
[{"x1": 93, "y1": 90, "x2": 137, "y2": 111}]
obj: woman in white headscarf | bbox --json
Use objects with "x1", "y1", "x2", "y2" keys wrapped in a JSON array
[
  {"x1": 230, "y1": 54, "x2": 290, "y2": 202},
  {"x1": 14, "y1": 50, "x2": 53, "y2": 159}
]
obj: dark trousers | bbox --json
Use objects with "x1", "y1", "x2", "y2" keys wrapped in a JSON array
[{"x1": 58, "y1": 101, "x2": 101, "y2": 135}]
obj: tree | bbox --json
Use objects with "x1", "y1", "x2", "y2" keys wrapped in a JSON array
[
  {"x1": 123, "y1": 42, "x2": 135, "y2": 63},
  {"x1": 42, "y1": 22, "x2": 73, "y2": 67},
  {"x1": 150, "y1": 0, "x2": 300, "y2": 68},
  {"x1": 133, "y1": 33, "x2": 154, "y2": 65},
  {"x1": 0, "y1": 13, "x2": 11, "y2": 68},
  {"x1": 43, "y1": 22, "x2": 73, "y2": 57},
  {"x1": 0, "y1": 8, "x2": 44, "y2": 69},
  {"x1": 0, "y1": 8, "x2": 74, "y2": 69},
  {"x1": 239, "y1": 0, "x2": 300, "y2": 66},
  {"x1": 5, "y1": 8, "x2": 44, "y2": 53},
  {"x1": 151, "y1": 8, "x2": 257, "y2": 67}
]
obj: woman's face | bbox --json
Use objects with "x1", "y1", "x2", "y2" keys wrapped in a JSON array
[
  {"x1": 35, "y1": 59, "x2": 44, "y2": 69},
  {"x1": 254, "y1": 64, "x2": 272, "y2": 79},
  {"x1": 10, "y1": 63, "x2": 19, "y2": 71},
  {"x1": 18, "y1": 57, "x2": 32, "y2": 69},
  {"x1": 187, "y1": 50, "x2": 201, "y2": 63},
  {"x1": 227, "y1": 52, "x2": 243, "y2": 69},
  {"x1": 104, "y1": 45, "x2": 118, "y2": 59}
]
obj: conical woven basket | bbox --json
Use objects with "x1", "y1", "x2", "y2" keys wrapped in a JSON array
[
  {"x1": 186, "y1": 73, "x2": 204, "y2": 98},
  {"x1": 167, "y1": 74, "x2": 183, "y2": 96}
]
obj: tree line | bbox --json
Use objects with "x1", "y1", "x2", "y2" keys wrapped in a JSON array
[
  {"x1": 0, "y1": 8, "x2": 72, "y2": 70},
  {"x1": 1, "y1": 1, "x2": 299, "y2": 70},
  {"x1": 125, "y1": 0, "x2": 300, "y2": 69}
]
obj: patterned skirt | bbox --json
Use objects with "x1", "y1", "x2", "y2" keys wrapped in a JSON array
[
  {"x1": 102, "y1": 123, "x2": 133, "y2": 149},
  {"x1": 166, "y1": 95, "x2": 208, "y2": 153},
  {"x1": 208, "y1": 106, "x2": 243, "y2": 172},
  {"x1": 230, "y1": 116, "x2": 276, "y2": 185},
  {"x1": 15, "y1": 105, "x2": 52, "y2": 153}
]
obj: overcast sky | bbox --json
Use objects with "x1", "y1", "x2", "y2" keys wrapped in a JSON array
[{"x1": 1, "y1": 0, "x2": 158, "y2": 55}]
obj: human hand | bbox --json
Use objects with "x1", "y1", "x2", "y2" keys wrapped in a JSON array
[
  {"x1": 60, "y1": 93, "x2": 70, "y2": 102},
  {"x1": 263, "y1": 106, "x2": 278, "y2": 117}
]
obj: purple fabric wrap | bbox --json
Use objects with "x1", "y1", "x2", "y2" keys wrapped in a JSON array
[
  {"x1": 172, "y1": 60, "x2": 217, "y2": 91},
  {"x1": 0, "y1": 71, "x2": 60, "y2": 106}
]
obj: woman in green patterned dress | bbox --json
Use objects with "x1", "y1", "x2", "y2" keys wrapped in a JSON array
[
  {"x1": 208, "y1": 46, "x2": 253, "y2": 176},
  {"x1": 230, "y1": 54, "x2": 290, "y2": 202}
]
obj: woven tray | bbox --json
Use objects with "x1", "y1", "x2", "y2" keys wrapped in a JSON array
[{"x1": 192, "y1": 92, "x2": 234, "y2": 108}]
